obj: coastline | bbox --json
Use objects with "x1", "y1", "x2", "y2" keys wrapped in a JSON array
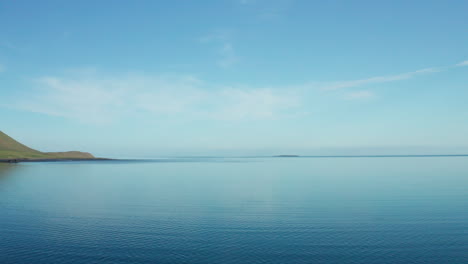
[
  {"x1": 0, "y1": 158, "x2": 112, "y2": 163},
  {"x1": 3, "y1": 154, "x2": 468, "y2": 164}
]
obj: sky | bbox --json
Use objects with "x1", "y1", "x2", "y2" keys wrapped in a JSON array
[{"x1": 1, "y1": 0, "x2": 467, "y2": 158}]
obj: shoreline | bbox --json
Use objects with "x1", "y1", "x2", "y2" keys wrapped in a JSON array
[
  {"x1": 2, "y1": 154, "x2": 468, "y2": 164},
  {"x1": 0, "y1": 158, "x2": 113, "y2": 163}
]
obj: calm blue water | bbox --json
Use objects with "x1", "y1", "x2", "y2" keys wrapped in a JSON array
[{"x1": 1, "y1": 157, "x2": 467, "y2": 264}]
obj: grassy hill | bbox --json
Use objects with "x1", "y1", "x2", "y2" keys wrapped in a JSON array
[{"x1": 0, "y1": 131, "x2": 95, "y2": 160}]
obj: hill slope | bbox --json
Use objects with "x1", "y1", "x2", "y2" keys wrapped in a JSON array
[{"x1": 0, "y1": 131, "x2": 95, "y2": 160}]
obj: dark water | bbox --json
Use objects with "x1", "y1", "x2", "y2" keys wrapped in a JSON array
[{"x1": 1, "y1": 157, "x2": 467, "y2": 264}]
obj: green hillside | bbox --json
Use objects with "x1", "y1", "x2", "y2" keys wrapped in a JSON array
[{"x1": 0, "y1": 131, "x2": 95, "y2": 160}]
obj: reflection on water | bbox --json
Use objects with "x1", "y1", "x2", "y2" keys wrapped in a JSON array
[
  {"x1": 1, "y1": 157, "x2": 468, "y2": 264},
  {"x1": 0, "y1": 164, "x2": 14, "y2": 183}
]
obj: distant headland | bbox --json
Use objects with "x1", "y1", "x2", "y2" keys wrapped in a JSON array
[{"x1": 0, "y1": 131, "x2": 103, "y2": 163}]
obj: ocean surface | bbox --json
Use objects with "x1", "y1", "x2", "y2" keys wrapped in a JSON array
[{"x1": 1, "y1": 157, "x2": 467, "y2": 264}]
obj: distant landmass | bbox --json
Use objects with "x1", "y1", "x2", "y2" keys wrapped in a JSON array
[
  {"x1": 0, "y1": 131, "x2": 96, "y2": 162},
  {"x1": 273, "y1": 155, "x2": 300, "y2": 157}
]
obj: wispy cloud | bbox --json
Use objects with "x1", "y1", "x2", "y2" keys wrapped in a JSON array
[
  {"x1": 8, "y1": 60, "x2": 466, "y2": 123},
  {"x1": 218, "y1": 43, "x2": 239, "y2": 68},
  {"x1": 319, "y1": 67, "x2": 441, "y2": 91},
  {"x1": 12, "y1": 72, "x2": 299, "y2": 123},
  {"x1": 315, "y1": 60, "x2": 468, "y2": 91},
  {"x1": 199, "y1": 31, "x2": 230, "y2": 43},
  {"x1": 456, "y1": 60, "x2": 468, "y2": 67},
  {"x1": 345, "y1": 90, "x2": 374, "y2": 100},
  {"x1": 211, "y1": 87, "x2": 299, "y2": 119},
  {"x1": 200, "y1": 31, "x2": 240, "y2": 68}
]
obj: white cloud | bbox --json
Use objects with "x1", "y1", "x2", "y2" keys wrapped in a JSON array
[
  {"x1": 319, "y1": 61, "x2": 466, "y2": 91},
  {"x1": 345, "y1": 90, "x2": 374, "y2": 100},
  {"x1": 319, "y1": 67, "x2": 441, "y2": 91},
  {"x1": 10, "y1": 60, "x2": 464, "y2": 123},
  {"x1": 211, "y1": 88, "x2": 299, "y2": 120},
  {"x1": 456, "y1": 60, "x2": 468, "y2": 67},
  {"x1": 200, "y1": 31, "x2": 239, "y2": 68},
  {"x1": 13, "y1": 72, "x2": 300, "y2": 123}
]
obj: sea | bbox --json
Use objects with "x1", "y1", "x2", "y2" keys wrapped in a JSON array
[{"x1": 1, "y1": 157, "x2": 467, "y2": 264}]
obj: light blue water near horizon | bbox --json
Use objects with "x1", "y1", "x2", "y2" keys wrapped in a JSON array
[{"x1": 1, "y1": 157, "x2": 467, "y2": 263}]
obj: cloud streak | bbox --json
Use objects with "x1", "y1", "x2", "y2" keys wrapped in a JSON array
[
  {"x1": 13, "y1": 73, "x2": 299, "y2": 123},
  {"x1": 8, "y1": 60, "x2": 466, "y2": 123},
  {"x1": 315, "y1": 60, "x2": 466, "y2": 92},
  {"x1": 456, "y1": 60, "x2": 468, "y2": 67},
  {"x1": 318, "y1": 68, "x2": 441, "y2": 91}
]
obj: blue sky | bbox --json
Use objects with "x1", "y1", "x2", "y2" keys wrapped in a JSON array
[{"x1": 1, "y1": 0, "x2": 467, "y2": 157}]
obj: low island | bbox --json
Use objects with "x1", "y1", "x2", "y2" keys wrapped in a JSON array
[{"x1": 0, "y1": 131, "x2": 103, "y2": 163}]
